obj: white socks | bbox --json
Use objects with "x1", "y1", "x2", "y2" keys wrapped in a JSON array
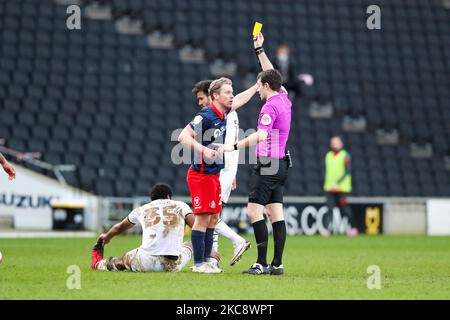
[
  {"x1": 95, "y1": 259, "x2": 108, "y2": 271},
  {"x1": 214, "y1": 219, "x2": 245, "y2": 249},
  {"x1": 95, "y1": 259, "x2": 119, "y2": 271},
  {"x1": 213, "y1": 232, "x2": 219, "y2": 252}
]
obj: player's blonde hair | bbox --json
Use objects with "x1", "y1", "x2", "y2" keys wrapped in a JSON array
[{"x1": 208, "y1": 77, "x2": 232, "y2": 100}]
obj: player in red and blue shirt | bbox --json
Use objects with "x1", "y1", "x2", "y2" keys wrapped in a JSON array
[
  {"x1": 188, "y1": 104, "x2": 227, "y2": 175},
  {"x1": 178, "y1": 77, "x2": 258, "y2": 273},
  {"x1": 178, "y1": 77, "x2": 233, "y2": 273}
]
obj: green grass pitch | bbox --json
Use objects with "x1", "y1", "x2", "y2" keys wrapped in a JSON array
[{"x1": 0, "y1": 235, "x2": 449, "y2": 299}]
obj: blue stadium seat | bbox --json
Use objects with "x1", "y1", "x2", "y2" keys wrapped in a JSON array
[{"x1": 0, "y1": 0, "x2": 448, "y2": 197}]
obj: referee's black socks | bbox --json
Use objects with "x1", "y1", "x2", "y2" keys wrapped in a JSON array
[
  {"x1": 252, "y1": 220, "x2": 269, "y2": 267},
  {"x1": 272, "y1": 220, "x2": 286, "y2": 267}
]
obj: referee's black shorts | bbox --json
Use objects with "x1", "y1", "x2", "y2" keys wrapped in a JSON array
[{"x1": 248, "y1": 156, "x2": 289, "y2": 206}]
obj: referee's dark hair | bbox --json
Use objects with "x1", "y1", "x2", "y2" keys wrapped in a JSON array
[
  {"x1": 257, "y1": 69, "x2": 283, "y2": 92},
  {"x1": 150, "y1": 183, "x2": 173, "y2": 201},
  {"x1": 192, "y1": 80, "x2": 213, "y2": 96}
]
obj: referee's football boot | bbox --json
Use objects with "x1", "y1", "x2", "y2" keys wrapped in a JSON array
[
  {"x1": 242, "y1": 263, "x2": 271, "y2": 275},
  {"x1": 269, "y1": 264, "x2": 284, "y2": 276},
  {"x1": 230, "y1": 240, "x2": 251, "y2": 266}
]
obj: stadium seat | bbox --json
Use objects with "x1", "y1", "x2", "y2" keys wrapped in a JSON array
[{"x1": 0, "y1": 0, "x2": 448, "y2": 198}]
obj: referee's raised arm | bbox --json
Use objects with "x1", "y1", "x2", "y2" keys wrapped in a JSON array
[
  {"x1": 254, "y1": 33, "x2": 274, "y2": 71},
  {"x1": 218, "y1": 31, "x2": 293, "y2": 276}
]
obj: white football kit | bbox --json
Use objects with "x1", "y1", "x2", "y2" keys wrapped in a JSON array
[
  {"x1": 122, "y1": 199, "x2": 193, "y2": 272},
  {"x1": 212, "y1": 111, "x2": 244, "y2": 255},
  {"x1": 220, "y1": 110, "x2": 240, "y2": 203}
]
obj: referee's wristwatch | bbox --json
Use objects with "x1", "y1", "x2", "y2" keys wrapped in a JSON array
[
  {"x1": 254, "y1": 46, "x2": 264, "y2": 55},
  {"x1": 233, "y1": 143, "x2": 238, "y2": 150}
]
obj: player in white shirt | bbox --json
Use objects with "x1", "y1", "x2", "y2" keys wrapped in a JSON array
[
  {"x1": 192, "y1": 80, "x2": 256, "y2": 266},
  {"x1": 220, "y1": 110, "x2": 240, "y2": 204},
  {"x1": 91, "y1": 183, "x2": 221, "y2": 273}
]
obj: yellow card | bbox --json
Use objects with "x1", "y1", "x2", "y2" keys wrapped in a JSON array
[{"x1": 252, "y1": 22, "x2": 263, "y2": 37}]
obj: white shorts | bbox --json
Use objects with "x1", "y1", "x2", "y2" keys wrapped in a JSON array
[
  {"x1": 123, "y1": 245, "x2": 192, "y2": 272},
  {"x1": 220, "y1": 169, "x2": 236, "y2": 204}
]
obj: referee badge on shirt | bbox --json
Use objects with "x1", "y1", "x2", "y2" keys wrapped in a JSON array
[{"x1": 261, "y1": 114, "x2": 272, "y2": 126}]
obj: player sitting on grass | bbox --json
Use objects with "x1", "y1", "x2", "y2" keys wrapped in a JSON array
[{"x1": 91, "y1": 183, "x2": 220, "y2": 273}]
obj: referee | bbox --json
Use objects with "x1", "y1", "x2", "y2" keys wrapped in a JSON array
[{"x1": 218, "y1": 32, "x2": 292, "y2": 276}]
